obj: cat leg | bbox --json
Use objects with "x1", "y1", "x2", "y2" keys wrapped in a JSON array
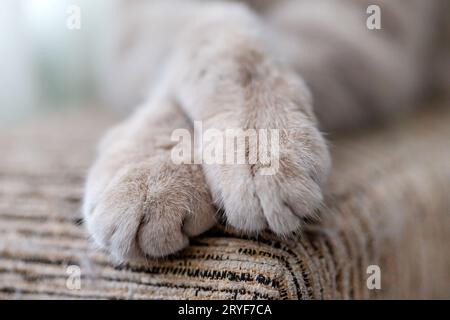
[
  {"x1": 83, "y1": 95, "x2": 216, "y2": 262},
  {"x1": 167, "y1": 3, "x2": 331, "y2": 235}
]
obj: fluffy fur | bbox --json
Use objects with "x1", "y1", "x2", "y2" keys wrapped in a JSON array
[{"x1": 85, "y1": 0, "x2": 449, "y2": 262}]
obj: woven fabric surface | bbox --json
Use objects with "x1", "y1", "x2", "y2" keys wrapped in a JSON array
[{"x1": 0, "y1": 105, "x2": 449, "y2": 300}]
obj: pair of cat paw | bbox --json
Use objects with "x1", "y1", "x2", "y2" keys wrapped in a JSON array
[{"x1": 83, "y1": 74, "x2": 330, "y2": 263}]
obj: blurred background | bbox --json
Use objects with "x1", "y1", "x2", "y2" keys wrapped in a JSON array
[
  {"x1": 0, "y1": 0, "x2": 111, "y2": 126},
  {"x1": 1, "y1": 0, "x2": 449, "y2": 129}
]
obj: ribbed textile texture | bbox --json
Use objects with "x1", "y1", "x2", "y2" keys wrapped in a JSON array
[{"x1": 1, "y1": 105, "x2": 449, "y2": 299}]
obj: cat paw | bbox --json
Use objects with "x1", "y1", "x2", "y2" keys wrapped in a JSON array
[
  {"x1": 206, "y1": 125, "x2": 330, "y2": 236},
  {"x1": 200, "y1": 74, "x2": 331, "y2": 236},
  {"x1": 84, "y1": 157, "x2": 216, "y2": 262}
]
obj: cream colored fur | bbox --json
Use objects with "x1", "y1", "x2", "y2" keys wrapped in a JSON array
[{"x1": 84, "y1": 0, "x2": 449, "y2": 262}]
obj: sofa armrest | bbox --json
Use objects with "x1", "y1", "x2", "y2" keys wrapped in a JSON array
[{"x1": 0, "y1": 105, "x2": 449, "y2": 299}]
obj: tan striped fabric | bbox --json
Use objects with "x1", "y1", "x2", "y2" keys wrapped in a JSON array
[{"x1": 0, "y1": 105, "x2": 449, "y2": 299}]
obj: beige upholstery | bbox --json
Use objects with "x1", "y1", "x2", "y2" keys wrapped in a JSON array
[{"x1": 1, "y1": 104, "x2": 449, "y2": 299}]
